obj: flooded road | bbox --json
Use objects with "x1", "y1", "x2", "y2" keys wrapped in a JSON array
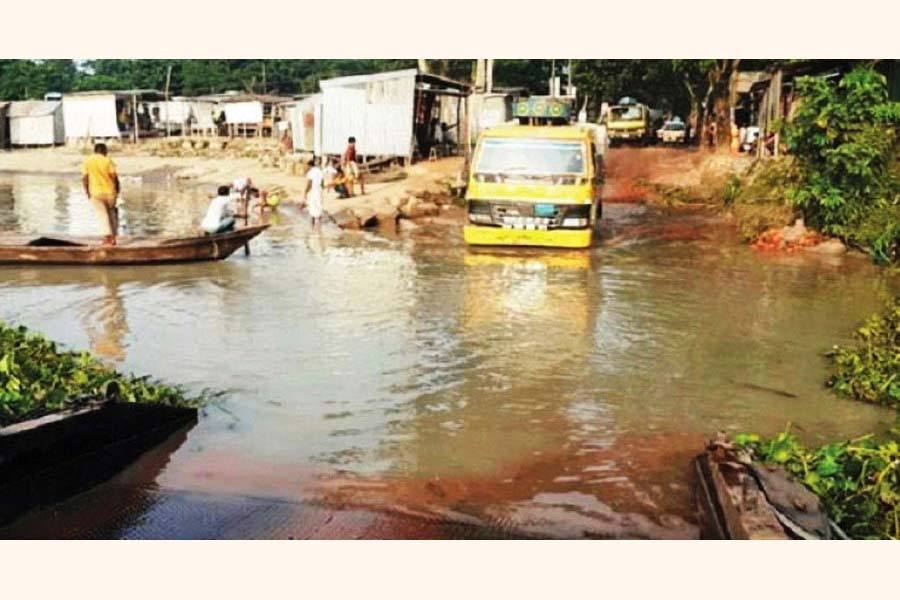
[{"x1": 2, "y1": 172, "x2": 899, "y2": 538}]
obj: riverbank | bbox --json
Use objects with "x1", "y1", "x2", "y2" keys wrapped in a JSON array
[{"x1": 0, "y1": 143, "x2": 467, "y2": 234}]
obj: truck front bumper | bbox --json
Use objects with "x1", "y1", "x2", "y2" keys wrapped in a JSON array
[{"x1": 463, "y1": 225, "x2": 593, "y2": 248}]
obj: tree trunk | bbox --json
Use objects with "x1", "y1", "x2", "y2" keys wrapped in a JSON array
[
  {"x1": 418, "y1": 59, "x2": 430, "y2": 74},
  {"x1": 715, "y1": 96, "x2": 731, "y2": 148},
  {"x1": 705, "y1": 59, "x2": 741, "y2": 150}
]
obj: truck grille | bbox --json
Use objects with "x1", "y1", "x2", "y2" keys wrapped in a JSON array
[{"x1": 469, "y1": 200, "x2": 590, "y2": 229}]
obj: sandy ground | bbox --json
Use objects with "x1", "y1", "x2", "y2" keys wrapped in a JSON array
[{"x1": 0, "y1": 146, "x2": 466, "y2": 226}]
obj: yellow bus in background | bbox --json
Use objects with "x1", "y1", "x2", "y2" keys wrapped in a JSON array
[{"x1": 463, "y1": 97, "x2": 604, "y2": 249}]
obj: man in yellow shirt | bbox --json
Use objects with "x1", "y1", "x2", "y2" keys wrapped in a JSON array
[{"x1": 81, "y1": 143, "x2": 121, "y2": 245}]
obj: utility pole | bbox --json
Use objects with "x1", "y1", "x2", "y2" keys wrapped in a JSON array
[
  {"x1": 164, "y1": 64, "x2": 172, "y2": 138},
  {"x1": 550, "y1": 59, "x2": 556, "y2": 95},
  {"x1": 474, "y1": 59, "x2": 486, "y2": 92}
]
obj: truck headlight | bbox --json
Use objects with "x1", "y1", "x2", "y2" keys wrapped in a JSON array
[{"x1": 562, "y1": 217, "x2": 588, "y2": 228}]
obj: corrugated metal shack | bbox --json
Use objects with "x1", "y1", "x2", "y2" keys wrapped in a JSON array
[
  {"x1": 8, "y1": 100, "x2": 64, "y2": 146},
  {"x1": 193, "y1": 92, "x2": 292, "y2": 137},
  {"x1": 63, "y1": 90, "x2": 164, "y2": 141},
  {"x1": 282, "y1": 94, "x2": 323, "y2": 154},
  {"x1": 150, "y1": 98, "x2": 218, "y2": 136},
  {"x1": 318, "y1": 69, "x2": 469, "y2": 164}
]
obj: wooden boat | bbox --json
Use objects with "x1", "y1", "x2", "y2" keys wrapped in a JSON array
[
  {"x1": 0, "y1": 225, "x2": 269, "y2": 266},
  {"x1": 694, "y1": 434, "x2": 833, "y2": 539}
]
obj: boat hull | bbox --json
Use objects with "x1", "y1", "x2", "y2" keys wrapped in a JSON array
[{"x1": 0, "y1": 225, "x2": 268, "y2": 266}]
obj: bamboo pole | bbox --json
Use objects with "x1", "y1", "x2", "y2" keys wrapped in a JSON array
[{"x1": 132, "y1": 93, "x2": 138, "y2": 144}]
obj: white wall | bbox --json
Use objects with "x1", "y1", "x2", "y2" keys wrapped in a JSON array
[
  {"x1": 321, "y1": 72, "x2": 416, "y2": 158},
  {"x1": 10, "y1": 113, "x2": 63, "y2": 145},
  {"x1": 63, "y1": 95, "x2": 121, "y2": 139},
  {"x1": 224, "y1": 101, "x2": 263, "y2": 125}
]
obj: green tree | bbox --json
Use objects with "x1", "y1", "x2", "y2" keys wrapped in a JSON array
[
  {"x1": 0, "y1": 59, "x2": 77, "y2": 99},
  {"x1": 786, "y1": 66, "x2": 900, "y2": 260}
]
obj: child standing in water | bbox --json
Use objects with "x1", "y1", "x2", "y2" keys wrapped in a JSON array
[{"x1": 303, "y1": 158, "x2": 325, "y2": 232}]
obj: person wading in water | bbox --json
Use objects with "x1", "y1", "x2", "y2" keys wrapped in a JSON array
[{"x1": 81, "y1": 142, "x2": 121, "y2": 246}]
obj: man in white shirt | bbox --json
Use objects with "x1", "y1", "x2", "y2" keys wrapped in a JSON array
[
  {"x1": 201, "y1": 185, "x2": 236, "y2": 234},
  {"x1": 304, "y1": 158, "x2": 325, "y2": 232}
]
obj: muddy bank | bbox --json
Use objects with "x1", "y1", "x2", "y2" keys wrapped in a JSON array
[
  {"x1": 0, "y1": 144, "x2": 467, "y2": 235},
  {"x1": 601, "y1": 147, "x2": 856, "y2": 258}
]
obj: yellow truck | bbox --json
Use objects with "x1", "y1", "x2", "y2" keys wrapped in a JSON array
[
  {"x1": 603, "y1": 97, "x2": 653, "y2": 145},
  {"x1": 463, "y1": 97, "x2": 604, "y2": 249}
]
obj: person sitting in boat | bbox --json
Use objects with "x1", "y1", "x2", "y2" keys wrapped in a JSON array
[{"x1": 201, "y1": 185, "x2": 236, "y2": 235}]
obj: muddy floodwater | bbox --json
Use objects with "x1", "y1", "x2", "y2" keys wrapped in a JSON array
[{"x1": 2, "y1": 172, "x2": 899, "y2": 539}]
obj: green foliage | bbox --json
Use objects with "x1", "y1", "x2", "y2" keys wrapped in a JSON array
[
  {"x1": 724, "y1": 158, "x2": 800, "y2": 239},
  {"x1": 735, "y1": 429, "x2": 900, "y2": 539},
  {"x1": 0, "y1": 322, "x2": 199, "y2": 427},
  {"x1": 722, "y1": 174, "x2": 742, "y2": 205},
  {"x1": 828, "y1": 297, "x2": 900, "y2": 409},
  {"x1": 0, "y1": 59, "x2": 761, "y2": 131},
  {"x1": 0, "y1": 59, "x2": 77, "y2": 99},
  {"x1": 573, "y1": 59, "x2": 692, "y2": 118},
  {"x1": 786, "y1": 66, "x2": 900, "y2": 261}
]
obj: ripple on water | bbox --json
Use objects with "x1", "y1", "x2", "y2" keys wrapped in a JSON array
[{"x1": 2, "y1": 173, "x2": 899, "y2": 538}]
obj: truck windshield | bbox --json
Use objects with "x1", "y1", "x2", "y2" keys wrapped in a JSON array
[
  {"x1": 475, "y1": 139, "x2": 587, "y2": 175},
  {"x1": 610, "y1": 106, "x2": 643, "y2": 121}
]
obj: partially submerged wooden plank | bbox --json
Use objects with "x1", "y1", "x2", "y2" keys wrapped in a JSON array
[{"x1": 0, "y1": 402, "x2": 198, "y2": 527}]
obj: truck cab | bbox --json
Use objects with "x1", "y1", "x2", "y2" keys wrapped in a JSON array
[
  {"x1": 603, "y1": 96, "x2": 652, "y2": 144},
  {"x1": 463, "y1": 97, "x2": 604, "y2": 249}
]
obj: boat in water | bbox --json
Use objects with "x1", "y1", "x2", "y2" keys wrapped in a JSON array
[{"x1": 0, "y1": 225, "x2": 269, "y2": 266}]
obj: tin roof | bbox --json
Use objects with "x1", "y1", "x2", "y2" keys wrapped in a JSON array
[
  {"x1": 7, "y1": 100, "x2": 61, "y2": 118},
  {"x1": 319, "y1": 68, "x2": 469, "y2": 92},
  {"x1": 192, "y1": 92, "x2": 293, "y2": 104},
  {"x1": 65, "y1": 89, "x2": 164, "y2": 99}
]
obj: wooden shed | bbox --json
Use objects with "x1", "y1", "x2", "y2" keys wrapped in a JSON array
[{"x1": 8, "y1": 101, "x2": 64, "y2": 146}]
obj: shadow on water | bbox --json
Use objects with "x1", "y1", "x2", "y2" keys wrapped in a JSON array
[{"x1": 0, "y1": 423, "x2": 196, "y2": 539}]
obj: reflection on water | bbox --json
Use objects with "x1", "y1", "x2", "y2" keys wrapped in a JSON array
[
  {"x1": 2, "y1": 174, "x2": 900, "y2": 538},
  {"x1": 82, "y1": 273, "x2": 130, "y2": 361},
  {"x1": 0, "y1": 173, "x2": 210, "y2": 237}
]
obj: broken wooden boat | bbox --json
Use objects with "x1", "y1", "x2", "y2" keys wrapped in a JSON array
[
  {"x1": 0, "y1": 225, "x2": 269, "y2": 265},
  {"x1": 694, "y1": 433, "x2": 839, "y2": 540}
]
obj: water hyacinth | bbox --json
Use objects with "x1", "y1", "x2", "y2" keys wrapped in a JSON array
[
  {"x1": 828, "y1": 297, "x2": 900, "y2": 409},
  {"x1": 736, "y1": 430, "x2": 900, "y2": 540},
  {"x1": 0, "y1": 322, "x2": 199, "y2": 427}
]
